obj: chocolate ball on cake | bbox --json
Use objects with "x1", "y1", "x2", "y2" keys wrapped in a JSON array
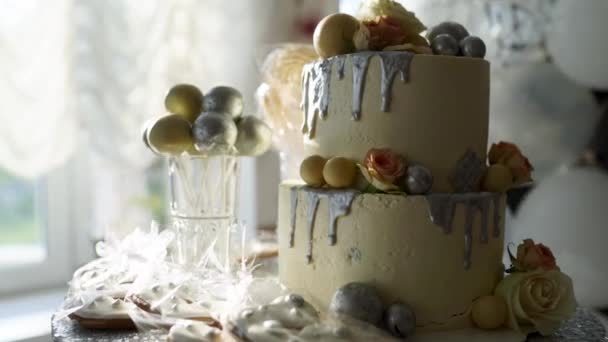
[
  {"x1": 404, "y1": 165, "x2": 433, "y2": 195},
  {"x1": 193, "y1": 112, "x2": 238, "y2": 154},
  {"x1": 164, "y1": 84, "x2": 204, "y2": 123},
  {"x1": 146, "y1": 114, "x2": 193, "y2": 155},
  {"x1": 203, "y1": 86, "x2": 244, "y2": 118},
  {"x1": 330, "y1": 282, "x2": 384, "y2": 325},
  {"x1": 385, "y1": 303, "x2": 416, "y2": 338},
  {"x1": 461, "y1": 36, "x2": 486, "y2": 59},
  {"x1": 234, "y1": 116, "x2": 272, "y2": 156},
  {"x1": 427, "y1": 21, "x2": 470, "y2": 42},
  {"x1": 323, "y1": 157, "x2": 357, "y2": 188},
  {"x1": 431, "y1": 34, "x2": 460, "y2": 56},
  {"x1": 300, "y1": 155, "x2": 327, "y2": 187},
  {"x1": 471, "y1": 295, "x2": 507, "y2": 330},
  {"x1": 313, "y1": 13, "x2": 360, "y2": 59}
]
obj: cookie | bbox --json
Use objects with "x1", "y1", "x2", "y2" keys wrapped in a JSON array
[
  {"x1": 168, "y1": 321, "x2": 223, "y2": 342},
  {"x1": 228, "y1": 294, "x2": 319, "y2": 341},
  {"x1": 69, "y1": 296, "x2": 135, "y2": 330},
  {"x1": 128, "y1": 282, "x2": 222, "y2": 329}
]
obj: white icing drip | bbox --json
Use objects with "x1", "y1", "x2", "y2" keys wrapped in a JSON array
[
  {"x1": 305, "y1": 191, "x2": 320, "y2": 263},
  {"x1": 427, "y1": 193, "x2": 503, "y2": 270},
  {"x1": 300, "y1": 51, "x2": 415, "y2": 137},
  {"x1": 290, "y1": 187, "x2": 360, "y2": 262},
  {"x1": 350, "y1": 53, "x2": 373, "y2": 120},
  {"x1": 378, "y1": 52, "x2": 414, "y2": 112},
  {"x1": 327, "y1": 191, "x2": 358, "y2": 246},
  {"x1": 74, "y1": 296, "x2": 131, "y2": 319},
  {"x1": 168, "y1": 321, "x2": 220, "y2": 342},
  {"x1": 301, "y1": 60, "x2": 332, "y2": 138},
  {"x1": 335, "y1": 55, "x2": 346, "y2": 80},
  {"x1": 300, "y1": 64, "x2": 312, "y2": 135},
  {"x1": 289, "y1": 187, "x2": 299, "y2": 247}
]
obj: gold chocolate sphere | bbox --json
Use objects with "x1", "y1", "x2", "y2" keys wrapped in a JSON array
[
  {"x1": 313, "y1": 13, "x2": 360, "y2": 59},
  {"x1": 300, "y1": 155, "x2": 327, "y2": 187},
  {"x1": 146, "y1": 114, "x2": 193, "y2": 155},
  {"x1": 164, "y1": 84, "x2": 204, "y2": 123},
  {"x1": 471, "y1": 295, "x2": 507, "y2": 330},
  {"x1": 323, "y1": 157, "x2": 357, "y2": 188}
]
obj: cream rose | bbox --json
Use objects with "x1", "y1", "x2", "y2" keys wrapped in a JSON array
[
  {"x1": 357, "y1": 0, "x2": 426, "y2": 35},
  {"x1": 495, "y1": 270, "x2": 576, "y2": 336}
]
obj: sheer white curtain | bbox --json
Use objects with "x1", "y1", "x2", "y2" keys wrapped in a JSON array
[{"x1": 0, "y1": 0, "x2": 338, "y2": 238}]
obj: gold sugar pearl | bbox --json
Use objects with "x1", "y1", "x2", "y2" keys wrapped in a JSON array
[{"x1": 300, "y1": 155, "x2": 327, "y2": 187}]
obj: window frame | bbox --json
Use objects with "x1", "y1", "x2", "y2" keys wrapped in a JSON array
[{"x1": 0, "y1": 158, "x2": 93, "y2": 295}]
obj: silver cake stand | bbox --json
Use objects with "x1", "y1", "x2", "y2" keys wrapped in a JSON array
[{"x1": 51, "y1": 308, "x2": 606, "y2": 341}]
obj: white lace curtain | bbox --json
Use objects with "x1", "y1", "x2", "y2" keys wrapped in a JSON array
[{"x1": 0, "y1": 0, "x2": 336, "y2": 179}]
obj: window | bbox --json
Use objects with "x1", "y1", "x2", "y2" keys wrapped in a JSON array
[
  {"x1": 0, "y1": 169, "x2": 44, "y2": 266},
  {"x1": 0, "y1": 163, "x2": 74, "y2": 294}
]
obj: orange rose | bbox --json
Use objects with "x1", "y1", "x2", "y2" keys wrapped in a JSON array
[
  {"x1": 488, "y1": 142, "x2": 534, "y2": 184},
  {"x1": 363, "y1": 16, "x2": 408, "y2": 50},
  {"x1": 514, "y1": 239, "x2": 558, "y2": 272},
  {"x1": 363, "y1": 148, "x2": 406, "y2": 183}
]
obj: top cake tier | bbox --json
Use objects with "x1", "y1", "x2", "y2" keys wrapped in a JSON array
[{"x1": 300, "y1": 51, "x2": 489, "y2": 192}]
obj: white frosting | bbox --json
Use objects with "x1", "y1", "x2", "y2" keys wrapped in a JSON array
[
  {"x1": 73, "y1": 296, "x2": 131, "y2": 319},
  {"x1": 137, "y1": 282, "x2": 212, "y2": 318},
  {"x1": 232, "y1": 294, "x2": 399, "y2": 341},
  {"x1": 168, "y1": 321, "x2": 220, "y2": 342},
  {"x1": 70, "y1": 260, "x2": 134, "y2": 298}
]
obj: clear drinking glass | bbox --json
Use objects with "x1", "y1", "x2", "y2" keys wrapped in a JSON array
[{"x1": 167, "y1": 154, "x2": 240, "y2": 268}]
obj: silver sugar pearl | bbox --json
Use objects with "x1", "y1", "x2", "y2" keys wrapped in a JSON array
[
  {"x1": 405, "y1": 165, "x2": 434, "y2": 195},
  {"x1": 329, "y1": 282, "x2": 384, "y2": 325},
  {"x1": 461, "y1": 36, "x2": 486, "y2": 59},
  {"x1": 385, "y1": 303, "x2": 416, "y2": 338},
  {"x1": 151, "y1": 285, "x2": 161, "y2": 292},
  {"x1": 234, "y1": 116, "x2": 272, "y2": 156},
  {"x1": 431, "y1": 34, "x2": 460, "y2": 56},
  {"x1": 427, "y1": 21, "x2": 470, "y2": 42},
  {"x1": 193, "y1": 112, "x2": 238, "y2": 154},
  {"x1": 203, "y1": 86, "x2": 244, "y2": 118}
]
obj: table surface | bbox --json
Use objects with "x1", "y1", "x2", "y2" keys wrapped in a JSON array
[{"x1": 52, "y1": 308, "x2": 608, "y2": 342}]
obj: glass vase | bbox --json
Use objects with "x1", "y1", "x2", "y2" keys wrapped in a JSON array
[{"x1": 167, "y1": 154, "x2": 239, "y2": 268}]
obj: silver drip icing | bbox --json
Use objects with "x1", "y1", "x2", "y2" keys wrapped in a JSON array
[
  {"x1": 427, "y1": 193, "x2": 503, "y2": 269},
  {"x1": 300, "y1": 51, "x2": 416, "y2": 138}
]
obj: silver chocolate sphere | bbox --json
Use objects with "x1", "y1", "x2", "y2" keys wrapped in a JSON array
[
  {"x1": 192, "y1": 112, "x2": 238, "y2": 154},
  {"x1": 461, "y1": 36, "x2": 486, "y2": 59},
  {"x1": 203, "y1": 86, "x2": 244, "y2": 117},
  {"x1": 427, "y1": 21, "x2": 470, "y2": 42},
  {"x1": 385, "y1": 303, "x2": 416, "y2": 338},
  {"x1": 234, "y1": 116, "x2": 272, "y2": 156},
  {"x1": 405, "y1": 165, "x2": 434, "y2": 195},
  {"x1": 431, "y1": 34, "x2": 460, "y2": 56},
  {"x1": 329, "y1": 282, "x2": 384, "y2": 325}
]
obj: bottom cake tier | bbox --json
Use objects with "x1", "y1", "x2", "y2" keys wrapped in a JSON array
[{"x1": 277, "y1": 182, "x2": 507, "y2": 331}]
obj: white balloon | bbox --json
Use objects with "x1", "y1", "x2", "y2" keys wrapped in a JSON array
[
  {"x1": 547, "y1": 0, "x2": 608, "y2": 89},
  {"x1": 510, "y1": 168, "x2": 608, "y2": 307},
  {"x1": 489, "y1": 62, "x2": 601, "y2": 181}
]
